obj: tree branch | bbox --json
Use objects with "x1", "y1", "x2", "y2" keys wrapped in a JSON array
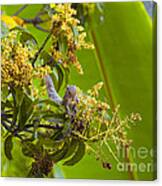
[
  {"x1": 23, "y1": 17, "x2": 50, "y2": 25},
  {"x1": 13, "y1": 5, "x2": 28, "y2": 16},
  {"x1": 34, "y1": 24, "x2": 49, "y2": 33}
]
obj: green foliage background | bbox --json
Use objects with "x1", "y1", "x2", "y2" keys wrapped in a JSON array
[{"x1": 1, "y1": 1, "x2": 156, "y2": 180}]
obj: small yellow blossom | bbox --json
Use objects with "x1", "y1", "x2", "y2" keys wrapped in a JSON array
[
  {"x1": 1, "y1": 31, "x2": 33, "y2": 87},
  {"x1": 50, "y1": 3, "x2": 94, "y2": 74},
  {"x1": 71, "y1": 84, "x2": 110, "y2": 132},
  {"x1": 87, "y1": 82, "x2": 104, "y2": 97},
  {"x1": 1, "y1": 30, "x2": 51, "y2": 89},
  {"x1": 34, "y1": 66, "x2": 51, "y2": 79}
]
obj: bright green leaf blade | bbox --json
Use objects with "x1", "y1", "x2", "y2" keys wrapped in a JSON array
[
  {"x1": 50, "y1": 143, "x2": 68, "y2": 163},
  {"x1": 18, "y1": 93, "x2": 33, "y2": 129},
  {"x1": 89, "y1": 2, "x2": 155, "y2": 180},
  {"x1": 63, "y1": 141, "x2": 85, "y2": 166},
  {"x1": 63, "y1": 138, "x2": 79, "y2": 160}
]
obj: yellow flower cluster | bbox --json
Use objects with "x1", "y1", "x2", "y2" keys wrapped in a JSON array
[
  {"x1": 50, "y1": 3, "x2": 94, "y2": 74},
  {"x1": 87, "y1": 82, "x2": 104, "y2": 97},
  {"x1": 2, "y1": 30, "x2": 51, "y2": 89},
  {"x1": 2, "y1": 60, "x2": 33, "y2": 87},
  {"x1": 73, "y1": 82, "x2": 110, "y2": 131},
  {"x1": 33, "y1": 66, "x2": 51, "y2": 79},
  {"x1": 1, "y1": 31, "x2": 33, "y2": 87}
]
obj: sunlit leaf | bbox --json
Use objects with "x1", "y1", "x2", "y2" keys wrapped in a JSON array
[
  {"x1": 50, "y1": 142, "x2": 68, "y2": 163},
  {"x1": 18, "y1": 93, "x2": 33, "y2": 129}
]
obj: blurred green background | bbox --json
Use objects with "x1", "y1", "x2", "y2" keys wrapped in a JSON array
[{"x1": 1, "y1": 1, "x2": 156, "y2": 180}]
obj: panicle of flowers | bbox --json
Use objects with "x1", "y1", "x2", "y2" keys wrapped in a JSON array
[
  {"x1": 87, "y1": 81, "x2": 104, "y2": 97},
  {"x1": 1, "y1": 30, "x2": 33, "y2": 87},
  {"x1": 72, "y1": 82, "x2": 110, "y2": 132},
  {"x1": 71, "y1": 84, "x2": 142, "y2": 164},
  {"x1": 1, "y1": 30, "x2": 51, "y2": 89},
  {"x1": 103, "y1": 105, "x2": 142, "y2": 149},
  {"x1": 50, "y1": 3, "x2": 94, "y2": 74},
  {"x1": 33, "y1": 66, "x2": 51, "y2": 79}
]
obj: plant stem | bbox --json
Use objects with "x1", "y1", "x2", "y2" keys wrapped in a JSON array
[{"x1": 32, "y1": 31, "x2": 52, "y2": 67}]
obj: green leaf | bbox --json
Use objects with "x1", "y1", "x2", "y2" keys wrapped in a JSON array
[
  {"x1": 51, "y1": 130, "x2": 64, "y2": 141},
  {"x1": 4, "y1": 135, "x2": 13, "y2": 160},
  {"x1": 50, "y1": 68, "x2": 59, "y2": 91},
  {"x1": 39, "y1": 137, "x2": 56, "y2": 148},
  {"x1": 63, "y1": 141, "x2": 85, "y2": 166},
  {"x1": 15, "y1": 88, "x2": 24, "y2": 106},
  {"x1": 3, "y1": 100, "x2": 13, "y2": 109},
  {"x1": 20, "y1": 30, "x2": 38, "y2": 45},
  {"x1": 51, "y1": 64, "x2": 69, "y2": 92},
  {"x1": 58, "y1": 36, "x2": 68, "y2": 56},
  {"x1": 63, "y1": 138, "x2": 79, "y2": 160},
  {"x1": 22, "y1": 141, "x2": 35, "y2": 158},
  {"x1": 64, "y1": 67, "x2": 70, "y2": 88},
  {"x1": 40, "y1": 50, "x2": 52, "y2": 64},
  {"x1": 11, "y1": 26, "x2": 38, "y2": 45},
  {"x1": 43, "y1": 114, "x2": 65, "y2": 123},
  {"x1": 50, "y1": 142, "x2": 68, "y2": 163},
  {"x1": 56, "y1": 65, "x2": 64, "y2": 92},
  {"x1": 18, "y1": 94, "x2": 33, "y2": 129},
  {"x1": 1, "y1": 85, "x2": 9, "y2": 102},
  {"x1": 38, "y1": 99, "x2": 60, "y2": 108},
  {"x1": 88, "y1": 2, "x2": 155, "y2": 180}
]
